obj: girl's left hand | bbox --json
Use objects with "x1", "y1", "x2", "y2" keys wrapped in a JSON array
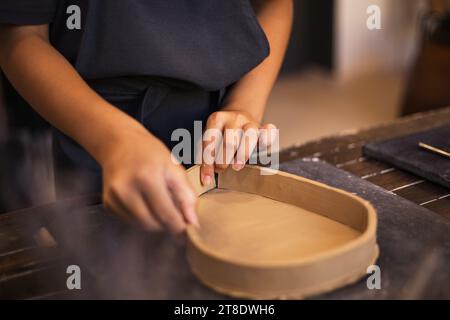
[{"x1": 199, "y1": 109, "x2": 277, "y2": 186}]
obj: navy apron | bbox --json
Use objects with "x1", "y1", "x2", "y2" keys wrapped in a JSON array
[{"x1": 52, "y1": 0, "x2": 269, "y2": 198}]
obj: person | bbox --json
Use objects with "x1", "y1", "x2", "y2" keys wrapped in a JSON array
[{"x1": 0, "y1": 0, "x2": 293, "y2": 236}]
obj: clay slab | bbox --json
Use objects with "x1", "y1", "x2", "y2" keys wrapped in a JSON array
[{"x1": 186, "y1": 165, "x2": 378, "y2": 299}]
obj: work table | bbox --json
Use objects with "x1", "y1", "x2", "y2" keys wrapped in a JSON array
[
  {"x1": 280, "y1": 106, "x2": 450, "y2": 219},
  {"x1": 1, "y1": 107, "x2": 449, "y2": 299}
]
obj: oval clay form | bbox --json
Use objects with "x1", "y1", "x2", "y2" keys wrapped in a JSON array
[{"x1": 186, "y1": 165, "x2": 378, "y2": 299}]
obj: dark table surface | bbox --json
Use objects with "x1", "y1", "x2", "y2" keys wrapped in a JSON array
[
  {"x1": 1, "y1": 106, "x2": 449, "y2": 299},
  {"x1": 279, "y1": 106, "x2": 450, "y2": 220}
]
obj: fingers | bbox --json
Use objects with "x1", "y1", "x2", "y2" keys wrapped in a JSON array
[
  {"x1": 200, "y1": 163, "x2": 214, "y2": 186},
  {"x1": 165, "y1": 168, "x2": 200, "y2": 228},
  {"x1": 233, "y1": 123, "x2": 259, "y2": 171},
  {"x1": 259, "y1": 123, "x2": 278, "y2": 150},
  {"x1": 201, "y1": 112, "x2": 277, "y2": 176},
  {"x1": 139, "y1": 174, "x2": 187, "y2": 236},
  {"x1": 215, "y1": 123, "x2": 242, "y2": 172},
  {"x1": 212, "y1": 112, "x2": 247, "y2": 172},
  {"x1": 104, "y1": 167, "x2": 199, "y2": 239},
  {"x1": 200, "y1": 113, "x2": 224, "y2": 185},
  {"x1": 104, "y1": 182, "x2": 162, "y2": 231}
]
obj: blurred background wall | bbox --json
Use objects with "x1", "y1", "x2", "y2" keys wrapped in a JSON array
[
  {"x1": 263, "y1": 0, "x2": 444, "y2": 149},
  {"x1": 335, "y1": 0, "x2": 424, "y2": 80}
]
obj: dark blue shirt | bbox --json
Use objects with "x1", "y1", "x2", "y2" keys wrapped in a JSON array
[{"x1": 0, "y1": 0, "x2": 269, "y2": 91}]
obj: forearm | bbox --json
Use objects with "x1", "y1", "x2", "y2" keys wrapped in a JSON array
[
  {"x1": 0, "y1": 25, "x2": 149, "y2": 165},
  {"x1": 222, "y1": 0, "x2": 293, "y2": 122}
]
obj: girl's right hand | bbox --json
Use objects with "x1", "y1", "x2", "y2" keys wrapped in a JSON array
[{"x1": 100, "y1": 128, "x2": 199, "y2": 237}]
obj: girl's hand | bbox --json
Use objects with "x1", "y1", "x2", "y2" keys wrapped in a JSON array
[
  {"x1": 200, "y1": 109, "x2": 277, "y2": 186},
  {"x1": 101, "y1": 128, "x2": 199, "y2": 237}
]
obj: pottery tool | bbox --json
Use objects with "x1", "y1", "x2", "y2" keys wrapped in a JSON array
[
  {"x1": 418, "y1": 142, "x2": 450, "y2": 159},
  {"x1": 364, "y1": 124, "x2": 450, "y2": 188}
]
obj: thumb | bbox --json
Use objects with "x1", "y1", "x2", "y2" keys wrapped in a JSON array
[{"x1": 166, "y1": 168, "x2": 200, "y2": 228}]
